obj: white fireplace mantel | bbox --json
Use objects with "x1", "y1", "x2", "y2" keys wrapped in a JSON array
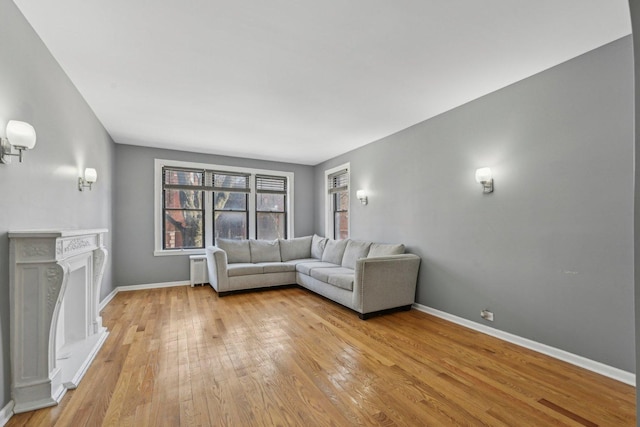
[{"x1": 8, "y1": 229, "x2": 109, "y2": 413}]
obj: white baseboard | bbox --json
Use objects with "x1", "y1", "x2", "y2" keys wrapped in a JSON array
[
  {"x1": 0, "y1": 400, "x2": 14, "y2": 427},
  {"x1": 99, "y1": 281, "x2": 190, "y2": 312},
  {"x1": 99, "y1": 288, "x2": 118, "y2": 311},
  {"x1": 412, "y1": 303, "x2": 636, "y2": 387}
]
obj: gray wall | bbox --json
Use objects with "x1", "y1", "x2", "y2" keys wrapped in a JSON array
[
  {"x1": 315, "y1": 37, "x2": 635, "y2": 372},
  {"x1": 630, "y1": 0, "x2": 640, "y2": 420},
  {"x1": 0, "y1": 0, "x2": 115, "y2": 411},
  {"x1": 113, "y1": 144, "x2": 315, "y2": 287}
]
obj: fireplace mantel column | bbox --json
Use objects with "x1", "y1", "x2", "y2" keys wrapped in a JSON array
[{"x1": 9, "y1": 229, "x2": 109, "y2": 413}]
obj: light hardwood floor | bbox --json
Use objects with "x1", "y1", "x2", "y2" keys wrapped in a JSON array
[{"x1": 7, "y1": 285, "x2": 635, "y2": 426}]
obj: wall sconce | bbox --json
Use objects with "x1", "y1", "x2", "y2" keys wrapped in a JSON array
[
  {"x1": 1, "y1": 120, "x2": 37, "y2": 164},
  {"x1": 356, "y1": 189, "x2": 368, "y2": 205},
  {"x1": 475, "y1": 167, "x2": 493, "y2": 193},
  {"x1": 78, "y1": 168, "x2": 98, "y2": 191}
]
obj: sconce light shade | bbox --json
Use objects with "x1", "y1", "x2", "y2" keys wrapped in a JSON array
[
  {"x1": 6, "y1": 120, "x2": 37, "y2": 149},
  {"x1": 84, "y1": 168, "x2": 98, "y2": 184},
  {"x1": 356, "y1": 189, "x2": 368, "y2": 205},
  {"x1": 475, "y1": 167, "x2": 492, "y2": 183},
  {"x1": 78, "y1": 168, "x2": 98, "y2": 191},
  {"x1": 1, "y1": 120, "x2": 37, "y2": 164},
  {"x1": 475, "y1": 167, "x2": 494, "y2": 193}
]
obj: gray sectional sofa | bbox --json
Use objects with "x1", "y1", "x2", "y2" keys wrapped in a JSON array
[{"x1": 205, "y1": 235, "x2": 421, "y2": 319}]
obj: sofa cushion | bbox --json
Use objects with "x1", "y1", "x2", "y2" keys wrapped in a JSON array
[
  {"x1": 216, "y1": 238, "x2": 251, "y2": 263},
  {"x1": 279, "y1": 236, "x2": 312, "y2": 261},
  {"x1": 296, "y1": 261, "x2": 340, "y2": 276},
  {"x1": 258, "y1": 262, "x2": 296, "y2": 274},
  {"x1": 368, "y1": 242, "x2": 405, "y2": 257},
  {"x1": 341, "y1": 240, "x2": 372, "y2": 269},
  {"x1": 281, "y1": 258, "x2": 318, "y2": 266},
  {"x1": 327, "y1": 274, "x2": 355, "y2": 291},
  {"x1": 322, "y1": 239, "x2": 349, "y2": 264},
  {"x1": 310, "y1": 267, "x2": 354, "y2": 283},
  {"x1": 311, "y1": 234, "x2": 328, "y2": 259},
  {"x1": 227, "y1": 263, "x2": 264, "y2": 277},
  {"x1": 250, "y1": 239, "x2": 281, "y2": 263}
]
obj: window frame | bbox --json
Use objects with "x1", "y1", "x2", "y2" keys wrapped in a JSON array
[
  {"x1": 333, "y1": 190, "x2": 349, "y2": 240},
  {"x1": 154, "y1": 159, "x2": 294, "y2": 256},
  {"x1": 324, "y1": 162, "x2": 350, "y2": 240},
  {"x1": 255, "y1": 174, "x2": 288, "y2": 240},
  {"x1": 212, "y1": 171, "x2": 250, "y2": 240},
  {"x1": 161, "y1": 167, "x2": 206, "y2": 250}
]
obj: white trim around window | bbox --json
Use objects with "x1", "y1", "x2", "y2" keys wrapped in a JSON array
[
  {"x1": 154, "y1": 158, "x2": 295, "y2": 256},
  {"x1": 324, "y1": 162, "x2": 350, "y2": 239}
]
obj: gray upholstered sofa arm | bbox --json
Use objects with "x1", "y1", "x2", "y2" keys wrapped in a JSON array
[
  {"x1": 353, "y1": 254, "x2": 421, "y2": 315},
  {"x1": 206, "y1": 246, "x2": 229, "y2": 292}
]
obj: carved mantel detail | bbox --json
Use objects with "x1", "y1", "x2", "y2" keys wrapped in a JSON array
[
  {"x1": 22, "y1": 242, "x2": 53, "y2": 258},
  {"x1": 63, "y1": 237, "x2": 93, "y2": 255},
  {"x1": 45, "y1": 265, "x2": 65, "y2": 316},
  {"x1": 9, "y1": 229, "x2": 109, "y2": 413}
]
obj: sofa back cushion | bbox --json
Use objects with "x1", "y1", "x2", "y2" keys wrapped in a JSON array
[
  {"x1": 279, "y1": 236, "x2": 312, "y2": 261},
  {"x1": 216, "y1": 238, "x2": 251, "y2": 263},
  {"x1": 341, "y1": 240, "x2": 372, "y2": 269},
  {"x1": 311, "y1": 234, "x2": 328, "y2": 259},
  {"x1": 250, "y1": 239, "x2": 281, "y2": 263},
  {"x1": 321, "y1": 239, "x2": 349, "y2": 265},
  {"x1": 368, "y1": 242, "x2": 405, "y2": 257}
]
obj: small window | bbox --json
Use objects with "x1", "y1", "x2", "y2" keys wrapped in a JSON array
[
  {"x1": 162, "y1": 167, "x2": 205, "y2": 249},
  {"x1": 328, "y1": 168, "x2": 349, "y2": 239},
  {"x1": 212, "y1": 171, "x2": 250, "y2": 240},
  {"x1": 256, "y1": 175, "x2": 287, "y2": 240}
]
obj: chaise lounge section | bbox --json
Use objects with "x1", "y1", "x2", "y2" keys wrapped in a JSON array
[{"x1": 206, "y1": 235, "x2": 421, "y2": 319}]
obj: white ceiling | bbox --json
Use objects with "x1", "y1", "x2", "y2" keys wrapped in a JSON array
[{"x1": 13, "y1": 1, "x2": 632, "y2": 165}]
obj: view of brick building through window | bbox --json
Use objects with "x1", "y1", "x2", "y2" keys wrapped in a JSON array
[{"x1": 164, "y1": 169, "x2": 204, "y2": 249}]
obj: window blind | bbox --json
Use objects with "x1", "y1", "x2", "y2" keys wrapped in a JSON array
[
  {"x1": 162, "y1": 167, "x2": 205, "y2": 190},
  {"x1": 327, "y1": 169, "x2": 349, "y2": 194},
  {"x1": 211, "y1": 171, "x2": 250, "y2": 193},
  {"x1": 256, "y1": 175, "x2": 287, "y2": 194}
]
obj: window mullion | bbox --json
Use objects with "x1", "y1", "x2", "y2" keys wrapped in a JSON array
[
  {"x1": 204, "y1": 186, "x2": 213, "y2": 248},
  {"x1": 248, "y1": 184, "x2": 256, "y2": 239}
]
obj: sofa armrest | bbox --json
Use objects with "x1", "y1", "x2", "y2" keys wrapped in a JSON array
[
  {"x1": 353, "y1": 254, "x2": 421, "y2": 314},
  {"x1": 206, "y1": 246, "x2": 230, "y2": 292}
]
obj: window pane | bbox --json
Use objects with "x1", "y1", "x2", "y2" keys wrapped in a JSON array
[
  {"x1": 214, "y1": 173, "x2": 249, "y2": 190},
  {"x1": 214, "y1": 192, "x2": 246, "y2": 210},
  {"x1": 336, "y1": 191, "x2": 349, "y2": 211},
  {"x1": 164, "y1": 169, "x2": 203, "y2": 186},
  {"x1": 334, "y1": 211, "x2": 348, "y2": 240},
  {"x1": 257, "y1": 212, "x2": 286, "y2": 240},
  {"x1": 214, "y1": 211, "x2": 247, "y2": 239},
  {"x1": 164, "y1": 189, "x2": 202, "y2": 209},
  {"x1": 164, "y1": 210, "x2": 203, "y2": 249},
  {"x1": 257, "y1": 194, "x2": 285, "y2": 212}
]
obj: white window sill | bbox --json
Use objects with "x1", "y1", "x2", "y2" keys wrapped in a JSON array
[{"x1": 154, "y1": 249, "x2": 206, "y2": 257}]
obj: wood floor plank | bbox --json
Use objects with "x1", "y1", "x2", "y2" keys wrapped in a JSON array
[{"x1": 6, "y1": 285, "x2": 635, "y2": 426}]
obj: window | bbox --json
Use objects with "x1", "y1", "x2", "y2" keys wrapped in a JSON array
[
  {"x1": 162, "y1": 167, "x2": 205, "y2": 249},
  {"x1": 155, "y1": 159, "x2": 294, "y2": 255},
  {"x1": 325, "y1": 164, "x2": 350, "y2": 240},
  {"x1": 212, "y1": 171, "x2": 249, "y2": 239},
  {"x1": 333, "y1": 190, "x2": 349, "y2": 240},
  {"x1": 256, "y1": 175, "x2": 287, "y2": 240}
]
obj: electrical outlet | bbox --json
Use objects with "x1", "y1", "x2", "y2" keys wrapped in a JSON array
[{"x1": 481, "y1": 309, "x2": 494, "y2": 322}]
